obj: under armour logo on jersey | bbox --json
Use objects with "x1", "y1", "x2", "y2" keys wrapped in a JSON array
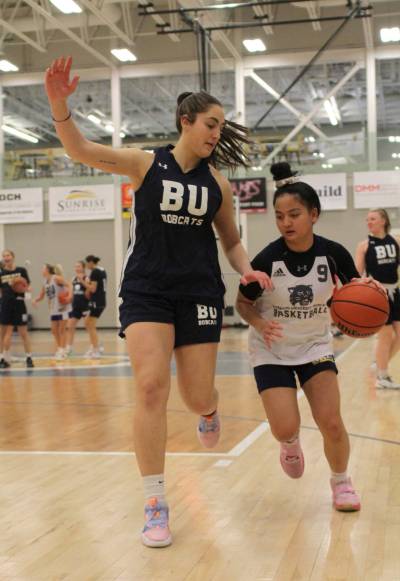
[
  {"x1": 158, "y1": 162, "x2": 168, "y2": 169},
  {"x1": 273, "y1": 267, "x2": 285, "y2": 277},
  {"x1": 297, "y1": 265, "x2": 308, "y2": 272}
]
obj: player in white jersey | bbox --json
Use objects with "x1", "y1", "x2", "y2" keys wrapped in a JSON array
[
  {"x1": 236, "y1": 162, "x2": 373, "y2": 512},
  {"x1": 355, "y1": 209, "x2": 400, "y2": 389},
  {"x1": 33, "y1": 264, "x2": 72, "y2": 359}
]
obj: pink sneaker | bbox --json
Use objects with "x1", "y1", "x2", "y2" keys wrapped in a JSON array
[
  {"x1": 279, "y1": 438, "x2": 304, "y2": 479},
  {"x1": 330, "y1": 478, "x2": 361, "y2": 512},
  {"x1": 141, "y1": 497, "x2": 172, "y2": 547},
  {"x1": 197, "y1": 412, "x2": 220, "y2": 448}
]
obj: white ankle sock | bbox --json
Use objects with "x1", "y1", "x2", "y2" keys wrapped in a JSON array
[
  {"x1": 331, "y1": 471, "x2": 348, "y2": 484},
  {"x1": 143, "y1": 473, "x2": 166, "y2": 502}
]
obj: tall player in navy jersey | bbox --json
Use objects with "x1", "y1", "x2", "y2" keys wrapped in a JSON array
[
  {"x1": 355, "y1": 209, "x2": 400, "y2": 389},
  {"x1": 45, "y1": 56, "x2": 271, "y2": 547},
  {"x1": 236, "y1": 162, "x2": 374, "y2": 513}
]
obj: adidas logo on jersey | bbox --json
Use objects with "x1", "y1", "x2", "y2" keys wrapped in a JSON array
[
  {"x1": 273, "y1": 267, "x2": 285, "y2": 277},
  {"x1": 158, "y1": 162, "x2": 168, "y2": 169}
]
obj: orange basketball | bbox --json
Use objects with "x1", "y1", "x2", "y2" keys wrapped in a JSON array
[
  {"x1": 11, "y1": 278, "x2": 28, "y2": 294},
  {"x1": 330, "y1": 281, "x2": 389, "y2": 337},
  {"x1": 58, "y1": 290, "x2": 71, "y2": 305}
]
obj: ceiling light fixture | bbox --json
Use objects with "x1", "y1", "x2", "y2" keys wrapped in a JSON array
[{"x1": 49, "y1": 0, "x2": 82, "y2": 14}]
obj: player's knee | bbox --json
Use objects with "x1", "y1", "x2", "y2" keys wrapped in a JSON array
[
  {"x1": 136, "y1": 376, "x2": 169, "y2": 410},
  {"x1": 318, "y1": 415, "x2": 344, "y2": 440},
  {"x1": 271, "y1": 422, "x2": 299, "y2": 443}
]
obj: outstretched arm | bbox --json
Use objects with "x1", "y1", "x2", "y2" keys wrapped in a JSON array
[{"x1": 45, "y1": 56, "x2": 152, "y2": 181}]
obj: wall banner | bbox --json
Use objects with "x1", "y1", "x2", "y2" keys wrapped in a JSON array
[
  {"x1": 49, "y1": 185, "x2": 115, "y2": 222},
  {"x1": 229, "y1": 177, "x2": 267, "y2": 213},
  {"x1": 353, "y1": 171, "x2": 400, "y2": 208},
  {"x1": 0, "y1": 188, "x2": 43, "y2": 224},
  {"x1": 302, "y1": 173, "x2": 347, "y2": 210}
]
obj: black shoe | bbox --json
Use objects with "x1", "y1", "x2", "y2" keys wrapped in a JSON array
[
  {"x1": 0, "y1": 358, "x2": 11, "y2": 369},
  {"x1": 26, "y1": 357, "x2": 34, "y2": 368}
]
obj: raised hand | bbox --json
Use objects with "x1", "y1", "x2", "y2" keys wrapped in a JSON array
[{"x1": 45, "y1": 56, "x2": 80, "y2": 104}]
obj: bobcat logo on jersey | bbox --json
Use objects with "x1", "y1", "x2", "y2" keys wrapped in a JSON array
[{"x1": 288, "y1": 284, "x2": 314, "y2": 306}]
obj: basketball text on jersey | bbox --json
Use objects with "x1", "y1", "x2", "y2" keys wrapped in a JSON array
[
  {"x1": 160, "y1": 180, "x2": 208, "y2": 227},
  {"x1": 197, "y1": 305, "x2": 218, "y2": 326}
]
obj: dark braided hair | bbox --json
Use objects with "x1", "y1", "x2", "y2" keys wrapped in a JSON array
[
  {"x1": 271, "y1": 162, "x2": 321, "y2": 216},
  {"x1": 176, "y1": 91, "x2": 250, "y2": 171}
]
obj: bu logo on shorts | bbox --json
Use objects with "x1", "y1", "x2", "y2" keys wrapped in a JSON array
[{"x1": 196, "y1": 305, "x2": 218, "y2": 326}]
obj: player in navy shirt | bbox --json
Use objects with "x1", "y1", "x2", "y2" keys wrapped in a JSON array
[
  {"x1": 355, "y1": 209, "x2": 400, "y2": 389},
  {"x1": 0, "y1": 249, "x2": 34, "y2": 369},
  {"x1": 84, "y1": 255, "x2": 107, "y2": 359},
  {"x1": 45, "y1": 56, "x2": 271, "y2": 547}
]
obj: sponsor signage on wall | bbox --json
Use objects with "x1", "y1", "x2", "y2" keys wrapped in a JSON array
[
  {"x1": 229, "y1": 177, "x2": 267, "y2": 213},
  {"x1": 121, "y1": 183, "x2": 133, "y2": 219},
  {"x1": 353, "y1": 171, "x2": 400, "y2": 208},
  {"x1": 49, "y1": 185, "x2": 115, "y2": 222},
  {"x1": 302, "y1": 173, "x2": 347, "y2": 210},
  {"x1": 0, "y1": 188, "x2": 43, "y2": 223}
]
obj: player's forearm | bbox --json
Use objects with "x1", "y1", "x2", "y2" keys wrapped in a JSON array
[
  {"x1": 50, "y1": 100, "x2": 88, "y2": 159},
  {"x1": 235, "y1": 297, "x2": 264, "y2": 333},
  {"x1": 225, "y1": 242, "x2": 252, "y2": 276}
]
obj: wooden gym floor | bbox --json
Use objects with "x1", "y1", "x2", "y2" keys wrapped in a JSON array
[{"x1": 0, "y1": 328, "x2": 399, "y2": 581}]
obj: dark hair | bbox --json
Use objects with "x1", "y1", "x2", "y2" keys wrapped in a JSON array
[
  {"x1": 176, "y1": 91, "x2": 250, "y2": 171},
  {"x1": 271, "y1": 162, "x2": 321, "y2": 216},
  {"x1": 85, "y1": 255, "x2": 100, "y2": 264},
  {"x1": 369, "y1": 208, "x2": 391, "y2": 234}
]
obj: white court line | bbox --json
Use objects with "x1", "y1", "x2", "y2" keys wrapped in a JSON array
[
  {"x1": 1, "y1": 340, "x2": 361, "y2": 462},
  {"x1": 0, "y1": 450, "x2": 230, "y2": 458}
]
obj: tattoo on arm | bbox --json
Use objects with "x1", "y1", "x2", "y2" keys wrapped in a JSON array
[{"x1": 98, "y1": 159, "x2": 117, "y2": 165}]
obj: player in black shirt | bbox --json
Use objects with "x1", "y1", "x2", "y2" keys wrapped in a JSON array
[
  {"x1": 84, "y1": 255, "x2": 107, "y2": 359},
  {"x1": 237, "y1": 162, "x2": 368, "y2": 512},
  {"x1": 45, "y1": 56, "x2": 271, "y2": 547},
  {"x1": 65, "y1": 260, "x2": 90, "y2": 355},
  {"x1": 0, "y1": 250, "x2": 34, "y2": 368},
  {"x1": 355, "y1": 208, "x2": 400, "y2": 389}
]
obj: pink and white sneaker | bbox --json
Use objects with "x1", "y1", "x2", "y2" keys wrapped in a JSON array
[
  {"x1": 197, "y1": 412, "x2": 221, "y2": 448},
  {"x1": 141, "y1": 497, "x2": 172, "y2": 548},
  {"x1": 330, "y1": 478, "x2": 361, "y2": 512},
  {"x1": 279, "y1": 438, "x2": 304, "y2": 479}
]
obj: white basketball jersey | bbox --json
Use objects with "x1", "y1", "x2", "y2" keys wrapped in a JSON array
[{"x1": 249, "y1": 256, "x2": 334, "y2": 366}]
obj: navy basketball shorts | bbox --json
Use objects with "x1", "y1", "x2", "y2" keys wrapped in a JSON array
[
  {"x1": 386, "y1": 288, "x2": 400, "y2": 324},
  {"x1": 88, "y1": 302, "x2": 105, "y2": 318},
  {"x1": 69, "y1": 306, "x2": 90, "y2": 320},
  {"x1": 119, "y1": 292, "x2": 223, "y2": 348},
  {"x1": 0, "y1": 298, "x2": 28, "y2": 326},
  {"x1": 254, "y1": 356, "x2": 338, "y2": 393}
]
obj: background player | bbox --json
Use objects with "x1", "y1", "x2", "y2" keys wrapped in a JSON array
[
  {"x1": 355, "y1": 209, "x2": 400, "y2": 389},
  {"x1": 65, "y1": 260, "x2": 90, "y2": 356},
  {"x1": 84, "y1": 255, "x2": 107, "y2": 359},
  {"x1": 0, "y1": 250, "x2": 34, "y2": 369},
  {"x1": 33, "y1": 264, "x2": 72, "y2": 360}
]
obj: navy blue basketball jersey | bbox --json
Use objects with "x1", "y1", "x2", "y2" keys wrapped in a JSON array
[
  {"x1": 365, "y1": 234, "x2": 400, "y2": 284},
  {"x1": 120, "y1": 145, "x2": 225, "y2": 304}
]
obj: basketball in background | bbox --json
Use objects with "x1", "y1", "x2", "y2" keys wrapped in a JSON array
[
  {"x1": 11, "y1": 278, "x2": 28, "y2": 294},
  {"x1": 330, "y1": 280, "x2": 389, "y2": 337},
  {"x1": 58, "y1": 290, "x2": 71, "y2": 305}
]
